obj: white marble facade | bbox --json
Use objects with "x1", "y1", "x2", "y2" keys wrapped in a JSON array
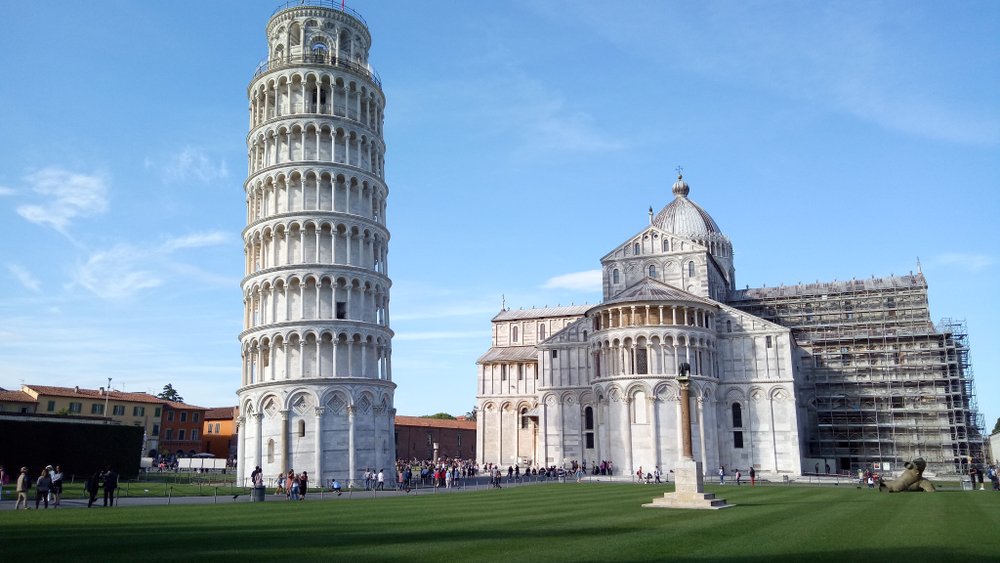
[
  {"x1": 237, "y1": 4, "x2": 394, "y2": 486},
  {"x1": 477, "y1": 176, "x2": 804, "y2": 477}
]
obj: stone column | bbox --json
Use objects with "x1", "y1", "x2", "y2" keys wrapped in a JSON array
[
  {"x1": 348, "y1": 405, "x2": 356, "y2": 487},
  {"x1": 314, "y1": 407, "x2": 325, "y2": 482},
  {"x1": 622, "y1": 397, "x2": 634, "y2": 475},
  {"x1": 679, "y1": 381, "x2": 692, "y2": 460},
  {"x1": 697, "y1": 396, "x2": 707, "y2": 469},
  {"x1": 279, "y1": 410, "x2": 289, "y2": 471},
  {"x1": 254, "y1": 412, "x2": 264, "y2": 478},
  {"x1": 236, "y1": 416, "x2": 246, "y2": 485}
]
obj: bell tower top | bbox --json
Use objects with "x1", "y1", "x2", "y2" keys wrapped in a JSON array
[{"x1": 264, "y1": 1, "x2": 373, "y2": 70}]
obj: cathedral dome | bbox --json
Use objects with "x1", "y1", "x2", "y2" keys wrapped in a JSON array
[{"x1": 652, "y1": 174, "x2": 724, "y2": 239}]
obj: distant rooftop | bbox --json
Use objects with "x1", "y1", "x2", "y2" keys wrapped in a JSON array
[
  {"x1": 492, "y1": 305, "x2": 590, "y2": 322},
  {"x1": 729, "y1": 273, "x2": 927, "y2": 301}
]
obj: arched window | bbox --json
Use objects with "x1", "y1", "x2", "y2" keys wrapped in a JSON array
[
  {"x1": 538, "y1": 324, "x2": 546, "y2": 341},
  {"x1": 511, "y1": 326, "x2": 518, "y2": 343},
  {"x1": 731, "y1": 403, "x2": 743, "y2": 428},
  {"x1": 311, "y1": 42, "x2": 328, "y2": 63},
  {"x1": 662, "y1": 239, "x2": 669, "y2": 252},
  {"x1": 584, "y1": 407, "x2": 594, "y2": 430},
  {"x1": 688, "y1": 261, "x2": 695, "y2": 277},
  {"x1": 520, "y1": 408, "x2": 529, "y2": 429},
  {"x1": 612, "y1": 269, "x2": 620, "y2": 284},
  {"x1": 648, "y1": 265, "x2": 657, "y2": 278},
  {"x1": 726, "y1": 320, "x2": 732, "y2": 333},
  {"x1": 633, "y1": 242, "x2": 640, "y2": 255},
  {"x1": 298, "y1": 419, "x2": 306, "y2": 437}
]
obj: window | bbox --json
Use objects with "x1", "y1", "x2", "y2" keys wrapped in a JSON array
[
  {"x1": 688, "y1": 261, "x2": 695, "y2": 277},
  {"x1": 766, "y1": 336, "x2": 773, "y2": 348},
  {"x1": 517, "y1": 364, "x2": 523, "y2": 380},
  {"x1": 192, "y1": 429, "x2": 199, "y2": 440},
  {"x1": 586, "y1": 433, "x2": 595, "y2": 449},
  {"x1": 193, "y1": 413, "x2": 199, "y2": 422},
  {"x1": 457, "y1": 433, "x2": 462, "y2": 446},
  {"x1": 726, "y1": 320, "x2": 732, "y2": 333},
  {"x1": 152, "y1": 424, "x2": 160, "y2": 436},
  {"x1": 178, "y1": 429, "x2": 186, "y2": 440},
  {"x1": 298, "y1": 420, "x2": 306, "y2": 437},
  {"x1": 426, "y1": 433, "x2": 432, "y2": 446},
  {"x1": 133, "y1": 406, "x2": 145, "y2": 417},
  {"x1": 662, "y1": 239, "x2": 669, "y2": 252},
  {"x1": 511, "y1": 326, "x2": 518, "y2": 343},
  {"x1": 551, "y1": 349, "x2": 558, "y2": 359},
  {"x1": 732, "y1": 403, "x2": 743, "y2": 428},
  {"x1": 633, "y1": 242, "x2": 640, "y2": 255},
  {"x1": 69, "y1": 402, "x2": 82, "y2": 413},
  {"x1": 165, "y1": 428, "x2": 174, "y2": 440},
  {"x1": 520, "y1": 408, "x2": 529, "y2": 429},
  {"x1": 501, "y1": 365, "x2": 507, "y2": 381},
  {"x1": 538, "y1": 324, "x2": 546, "y2": 341},
  {"x1": 612, "y1": 269, "x2": 620, "y2": 284},
  {"x1": 584, "y1": 407, "x2": 594, "y2": 430},
  {"x1": 215, "y1": 423, "x2": 221, "y2": 434},
  {"x1": 636, "y1": 348, "x2": 648, "y2": 374},
  {"x1": 154, "y1": 407, "x2": 161, "y2": 417},
  {"x1": 206, "y1": 424, "x2": 213, "y2": 434},
  {"x1": 648, "y1": 265, "x2": 656, "y2": 278},
  {"x1": 113, "y1": 405, "x2": 125, "y2": 416},
  {"x1": 180, "y1": 412, "x2": 187, "y2": 422},
  {"x1": 47, "y1": 400, "x2": 56, "y2": 412},
  {"x1": 168, "y1": 411, "x2": 174, "y2": 421},
  {"x1": 92, "y1": 404, "x2": 104, "y2": 415},
  {"x1": 733, "y1": 431, "x2": 744, "y2": 448},
  {"x1": 336, "y1": 301, "x2": 347, "y2": 319}
]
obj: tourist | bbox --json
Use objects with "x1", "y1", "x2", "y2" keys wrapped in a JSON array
[
  {"x1": 35, "y1": 467, "x2": 52, "y2": 509},
  {"x1": 291, "y1": 472, "x2": 301, "y2": 500},
  {"x1": 332, "y1": 478, "x2": 342, "y2": 496},
  {"x1": 50, "y1": 465, "x2": 64, "y2": 508},
  {"x1": 285, "y1": 470, "x2": 295, "y2": 500},
  {"x1": 749, "y1": 467, "x2": 756, "y2": 487},
  {"x1": 85, "y1": 471, "x2": 100, "y2": 508},
  {"x1": 735, "y1": 468, "x2": 742, "y2": 486},
  {"x1": 376, "y1": 469, "x2": 385, "y2": 491},
  {"x1": 988, "y1": 465, "x2": 998, "y2": 491},
  {"x1": 636, "y1": 466, "x2": 644, "y2": 483},
  {"x1": 718, "y1": 466, "x2": 725, "y2": 485},
  {"x1": 654, "y1": 466, "x2": 662, "y2": 484},
  {"x1": 15, "y1": 467, "x2": 30, "y2": 509},
  {"x1": 299, "y1": 471, "x2": 308, "y2": 500},
  {"x1": 274, "y1": 473, "x2": 284, "y2": 496},
  {"x1": 103, "y1": 466, "x2": 119, "y2": 507},
  {"x1": 397, "y1": 467, "x2": 404, "y2": 491},
  {"x1": 0, "y1": 465, "x2": 7, "y2": 500}
]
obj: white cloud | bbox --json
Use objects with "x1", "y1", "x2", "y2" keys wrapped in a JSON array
[
  {"x1": 73, "y1": 231, "x2": 232, "y2": 300},
  {"x1": 15, "y1": 168, "x2": 108, "y2": 233},
  {"x1": 159, "y1": 231, "x2": 230, "y2": 252},
  {"x1": 542, "y1": 270, "x2": 602, "y2": 292},
  {"x1": 147, "y1": 146, "x2": 229, "y2": 184},
  {"x1": 0, "y1": 185, "x2": 14, "y2": 196},
  {"x1": 7, "y1": 263, "x2": 41, "y2": 292},
  {"x1": 929, "y1": 253, "x2": 995, "y2": 273}
]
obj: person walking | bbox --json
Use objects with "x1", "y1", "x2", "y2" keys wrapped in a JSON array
[
  {"x1": 299, "y1": 471, "x2": 308, "y2": 500},
  {"x1": 15, "y1": 467, "x2": 31, "y2": 509},
  {"x1": 749, "y1": 466, "x2": 756, "y2": 487},
  {"x1": 103, "y1": 466, "x2": 119, "y2": 507},
  {"x1": 35, "y1": 468, "x2": 52, "y2": 509},
  {"x1": 0, "y1": 465, "x2": 7, "y2": 501},
  {"x1": 718, "y1": 466, "x2": 725, "y2": 485},
  {"x1": 376, "y1": 469, "x2": 385, "y2": 491},
  {"x1": 85, "y1": 470, "x2": 101, "y2": 508},
  {"x1": 735, "y1": 468, "x2": 742, "y2": 486}
]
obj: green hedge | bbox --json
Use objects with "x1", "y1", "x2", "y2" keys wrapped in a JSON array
[{"x1": 0, "y1": 419, "x2": 143, "y2": 479}]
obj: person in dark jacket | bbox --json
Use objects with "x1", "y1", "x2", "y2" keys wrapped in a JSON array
[
  {"x1": 86, "y1": 471, "x2": 101, "y2": 507},
  {"x1": 103, "y1": 466, "x2": 119, "y2": 507}
]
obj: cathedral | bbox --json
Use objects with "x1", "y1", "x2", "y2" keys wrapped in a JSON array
[{"x1": 476, "y1": 175, "x2": 983, "y2": 477}]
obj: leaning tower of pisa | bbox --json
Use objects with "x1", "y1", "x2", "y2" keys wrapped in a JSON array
[{"x1": 237, "y1": 1, "x2": 394, "y2": 487}]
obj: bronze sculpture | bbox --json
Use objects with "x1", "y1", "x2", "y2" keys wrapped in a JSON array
[{"x1": 879, "y1": 458, "x2": 935, "y2": 492}]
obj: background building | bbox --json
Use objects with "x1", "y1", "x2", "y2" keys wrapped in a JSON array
[
  {"x1": 394, "y1": 416, "x2": 476, "y2": 462},
  {"x1": 477, "y1": 175, "x2": 983, "y2": 476},
  {"x1": 159, "y1": 401, "x2": 208, "y2": 457},
  {"x1": 237, "y1": 2, "x2": 396, "y2": 487},
  {"x1": 203, "y1": 406, "x2": 238, "y2": 460}
]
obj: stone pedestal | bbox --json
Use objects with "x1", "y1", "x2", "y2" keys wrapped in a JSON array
[{"x1": 643, "y1": 459, "x2": 733, "y2": 510}]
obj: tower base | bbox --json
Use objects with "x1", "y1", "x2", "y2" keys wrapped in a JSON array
[{"x1": 643, "y1": 459, "x2": 734, "y2": 510}]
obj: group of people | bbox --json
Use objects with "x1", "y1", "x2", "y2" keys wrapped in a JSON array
[
  {"x1": 970, "y1": 464, "x2": 1000, "y2": 491},
  {"x1": 250, "y1": 466, "x2": 312, "y2": 500},
  {"x1": 5, "y1": 464, "x2": 64, "y2": 509},
  {"x1": 2, "y1": 463, "x2": 119, "y2": 509},
  {"x1": 718, "y1": 465, "x2": 756, "y2": 486}
]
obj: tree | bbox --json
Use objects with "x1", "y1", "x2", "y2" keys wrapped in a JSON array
[
  {"x1": 464, "y1": 406, "x2": 478, "y2": 421},
  {"x1": 157, "y1": 383, "x2": 184, "y2": 403},
  {"x1": 992, "y1": 417, "x2": 1000, "y2": 435},
  {"x1": 422, "y1": 412, "x2": 456, "y2": 420}
]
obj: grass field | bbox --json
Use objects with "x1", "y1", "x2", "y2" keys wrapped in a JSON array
[{"x1": 2, "y1": 482, "x2": 997, "y2": 562}]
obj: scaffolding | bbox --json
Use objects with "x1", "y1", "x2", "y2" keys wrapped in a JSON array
[{"x1": 728, "y1": 274, "x2": 985, "y2": 475}]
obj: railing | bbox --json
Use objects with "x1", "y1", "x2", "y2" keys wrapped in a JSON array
[
  {"x1": 253, "y1": 53, "x2": 381, "y2": 87},
  {"x1": 271, "y1": 0, "x2": 367, "y2": 26}
]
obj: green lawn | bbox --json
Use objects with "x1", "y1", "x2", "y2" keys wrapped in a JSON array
[{"x1": 2, "y1": 483, "x2": 997, "y2": 562}]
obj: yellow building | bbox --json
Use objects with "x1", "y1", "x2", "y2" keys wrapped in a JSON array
[{"x1": 21, "y1": 385, "x2": 166, "y2": 456}]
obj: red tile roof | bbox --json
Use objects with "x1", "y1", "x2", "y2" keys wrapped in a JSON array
[
  {"x1": 394, "y1": 415, "x2": 476, "y2": 430},
  {"x1": 204, "y1": 406, "x2": 237, "y2": 420},
  {"x1": 0, "y1": 390, "x2": 37, "y2": 403},
  {"x1": 25, "y1": 384, "x2": 167, "y2": 404}
]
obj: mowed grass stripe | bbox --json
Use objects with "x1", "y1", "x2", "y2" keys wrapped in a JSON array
[{"x1": 2, "y1": 483, "x2": 998, "y2": 562}]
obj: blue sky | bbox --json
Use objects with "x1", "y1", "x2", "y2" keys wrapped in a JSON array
[{"x1": 0, "y1": 1, "x2": 997, "y2": 429}]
